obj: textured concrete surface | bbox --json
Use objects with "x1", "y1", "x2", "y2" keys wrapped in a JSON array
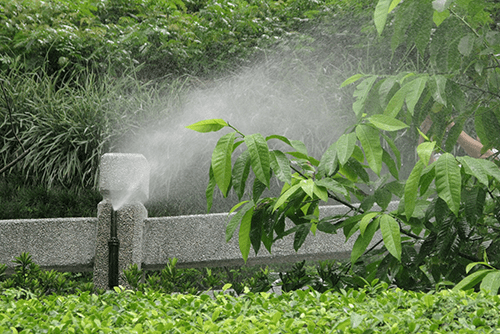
[
  {"x1": 99, "y1": 153, "x2": 150, "y2": 208},
  {"x1": 0, "y1": 218, "x2": 97, "y2": 274},
  {"x1": 141, "y1": 203, "x2": 398, "y2": 270}
]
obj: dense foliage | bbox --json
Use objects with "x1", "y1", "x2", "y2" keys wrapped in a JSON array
[
  {"x1": 188, "y1": 0, "x2": 500, "y2": 294},
  {"x1": 2, "y1": 284, "x2": 500, "y2": 333}
]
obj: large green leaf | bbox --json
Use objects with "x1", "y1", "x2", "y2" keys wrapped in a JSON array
[
  {"x1": 340, "y1": 73, "x2": 365, "y2": 88},
  {"x1": 269, "y1": 150, "x2": 292, "y2": 185},
  {"x1": 294, "y1": 224, "x2": 311, "y2": 251},
  {"x1": 435, "y1": 153, "x2": 461, "y2": 216},
  {"x1": 356, "y1": 125, "x2": 383, "y2": 176},
  {"x1": 374, "y1": 0, "x2": 392, "y2": 35},
  {"x1": 239, "y1": 206, "x2": 255, "y2": 263},
  {"x1": 353, "y1": 76, "x2": 378, "y2": 117},
  {"x1": 379, "y1": 214, "x2": 401, "y2": 261},
  {"x1": 430, "y1": 75, "x2": 447, "y2": 106},
  {"x1": 453, "y1": 269, "x2": 492, "y2": 292},
  {"x1": 458, "y1": 156, "x2": 500, "y2": 186},
  {"x1": 212, "y1": 132, "x2": 236, "y2": 197},
  {"x1": 318, "y1": 142, "x2": 338, "y2": 177},
  {"x1": 368, "y1": 114, "x2": 409, "y2": 131},
  {"x1": 336, "y1": 132, "x2": 357, "y2": 166},
  {"x1": 206, "y1": 166, "x2": 217, "y2": 213},
  {"x1": 186, "y1": 119, "x2": 228, "y2": 132},
  {"x1": 404, "y1": 160, "x2": 425, "y2": 220},
  {"x1": 404, "y1": 76, "x2": 428, "y2": 114},
  {"x1": 417, "y1": 141, "x2": 436, "y2": 166},
  {"x1": 315, "y1": 178, "x2": 348, "y2": 196},
  {"x1": 245, "y1": 133, "x2": 270, "y2": 188},
  {"x1": 360, "y1": 212, "x2": 379, "y2": 237},
  {"x1": 273, "y1": 184, "x2": 301, "y2": 211},
  {"x1": 226, "y1": 201, "x2": 253, "y2": 242},
  {"x1": 351, "y1": 217, "x2": 380, "y2": 265},
  {"x1": 382, "y1": 149, "x2": 399, "y2": 180},
  {"x1": 480, "y1": 271, "x2": 500, "y2": 295},
  {"x1": 232, "y1": 150, "x2": 251, "y2": 200}
]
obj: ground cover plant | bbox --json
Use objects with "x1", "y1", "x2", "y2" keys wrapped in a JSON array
[
  {"x1": 2, "y1": 284, "x2": 500, "y2": 333},
  {"x1": 188, "y1": 0, "x2": 500, "y2": 294}
]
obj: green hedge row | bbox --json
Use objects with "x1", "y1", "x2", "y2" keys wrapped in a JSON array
[{"x1": 1, "y1": 285, "x2": 499, "y2": 333}]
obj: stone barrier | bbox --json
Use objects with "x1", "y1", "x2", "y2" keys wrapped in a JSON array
[{"x1": 0, "y1": 153, "x2": 394, "y2": 289}]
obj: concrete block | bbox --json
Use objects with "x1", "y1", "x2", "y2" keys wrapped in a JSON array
[{"x1": 99, "y1": 153, "x2": 150, "y2": 208}]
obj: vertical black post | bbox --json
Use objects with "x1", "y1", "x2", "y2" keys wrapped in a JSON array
[{"x1": 108, "y1": 209, "x2": 120, "y2": 288}]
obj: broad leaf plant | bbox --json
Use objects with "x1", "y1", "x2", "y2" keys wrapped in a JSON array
[{"x1": 188, "y1": 0, "x2": 500, "y2": 293}]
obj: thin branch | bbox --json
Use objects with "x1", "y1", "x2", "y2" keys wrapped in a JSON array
[
  {"x1": 452, "y1": 80, "x2": 500, "y2": 99},
  {"x1": 0, "y1": 149, "x2": 30, "y2": 174}
]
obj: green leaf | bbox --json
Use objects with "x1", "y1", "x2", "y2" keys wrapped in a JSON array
[
  {"x1": 300, "y1": 179, "x2": 315, "y2": 198},
  {"x1": 374, "y1": 0, "x2": 392, "y2": 36},
  {"x1": 388, "y1": 0, "x2": 400, "y2": 12},
  {"x1": 432, "y1": 0, "x2": 453, "y2": 12},
  {"x1": 239, "y1": 206, "x2": 255, "y2": 263},
  {"x1": 318, "y1": 142, "x2": 338, "y2": 177},
  {"x1": 382, "y1": 149, "x2": 399, "y2": 180},
  {"x1": 480, "y1": 271, "x2": 500, "y2": 295},
  {"x1": 294, "y1": 224, "x2": 310, "y2": 251},
  {"x1": 266, "y1": 134, "x2": 292, "y2": 147},
  {"x1": 290, "y1": 140, "x2": 308, "y2": 156},
  {"x1": 360, "y1": 212, "x2": 379, "y2": 237},
  {"x1": 367, "y1": 114, "x2": 409, "y2": 131},
  {"x1": 381, "y1": 133, "x2": 401, "y2": 167},
  {"x1": 270, "y1": 150, "x2": 292, "y2": 185},
  {"x1": 232, "y1": 150, "x2": 251, "y2": 200},
  {"x1": 206, "y1": 166, "x2": 217, "y2": 213},
  {"x1": 453, "y1": 269, "x2": 492, "y2": 291},
  {"x1": 435, "y1": 153, "x2": 461, "y2": 216},
  {"x1": 433, "y1": 9, "x2": 450, "y2": 27},
  {"x1": 313, "y1": 183, "x2": 329, "y2": 203},
  {"x1": 186, "y1": 119, "x2": 228, "y2": 132},
  {"x1": 212, "y1": 132, "x2": 236, "y2": 197},
  {"x1": 273, "y1": 184, "x2": 301, "y2": 211},
  {"x1": 404, "y1": 160, "x2": 425, "y2": 220},
  {"x1": 353, "y1": 76, "x2": 378, "y2": 117},
  {"x1": 430, "y1": 75, "x2": 447, "y2": 106},
  {"x1": 340, "y1": 73, "x2": 365, "y2": 88},
  {"x1": 417, "y1": 141, "x2": 436, "y2": 166},
  {"x1": 226, "y1": 201, "x2": 253, "y2": 242},
  {"x1": 404, "y1": 76, "x2": 428, "y2": 115},
  {"x1": 379, "y1": 214, "x2": 401, "y2": 261},
  {"x1": 245, "y1": 133, "x2": 270, "y2": 188},
  {"x1": 458, "y1": 156, "x2": 500, "y2": 186},
  {"x1": 356, "y1": 125, "x2": 383, "y2": 176},
  {"x1": 336, "y1": 132, "x2": 357, "y2": 165},
  {"x1": 351, "y1": 217, "x2": 380, "y2": 265},
  {"x1": 458, "y1": 34, "x2": 475, "y2": 57},
  {"x1": 315, "y1": 178, "x2": 348, "y2": 196},
  {"x1": 384, "y1": 84, "x2": 409, "y2": 118}
]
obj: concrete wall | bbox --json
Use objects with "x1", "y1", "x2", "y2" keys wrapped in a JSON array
[{"x1": 0, "y1": 203, "x2": 396, "y2": 275}]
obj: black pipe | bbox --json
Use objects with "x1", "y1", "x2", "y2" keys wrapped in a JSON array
[{"x1": 108, "y1": 209, "x2": 120, "y2": 288}]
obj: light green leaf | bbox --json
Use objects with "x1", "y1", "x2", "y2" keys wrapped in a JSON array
[
  {"x1": 232, "y1": 150, "x2": 251, "y2": 200},
  {"x1": 273, "y1": 184, "x2": 301, "y2": 211},
  {"x1": 313, "y1": 184, "x2": 329, "y2": 203},
  {"x1": 381, "y1": 133, "x2": 401, "y2": 167},
  {"x1": 239, "y1": 206, "x2": 255, "y2": 263},
  {"x1": 318, "y1": 142, "x2": 338, "y2": 177},
  {"x1": 245, "y1": 133, "x2": 270, "y2": 188},
  {"x1": 336, "y1": 132, "x2": 357, "y2": 165},
  {"x1": 270, "y1": 150, "x2": 292, "y2": 185},
  {"x1": 300, "y1": 178, "x2": 315, "y2": 198},
  {"x1": 226, "y1": 201, "x2": 252, "y2": 242},
  {"x1": 380, "y1": 214, "x2": 401, "y2": 261},
  {"x1": 290, "y1": 140, "x2": 308, "y2": 156},
  {"x1": 315, "y1": 178, "x2": 348, "y2": 196},
  {"x1": 433, "y1": 9, "x2": 449, "y2": 26},
  {"x1": 356, "y1": 125, "x2": 383, "y2": 176},
  {"x1": 417, "y1": 141, "x2": 436, "y2": 166},
  {"x1": 212, "y1": 132, "x2": 236, "y2": 197},
  {"x1": 382, "y1": 149, "x2": 399, "y2": 180},
  {"x1": 266, "y1": 134, "x2": 292, "y2": 147},
  {"x1": 186, "y1": 119, "x2": 228, "y2": 132},
  {"x1": 480, "y1": 271, "x2": 500, "y2": 295},
  {"x1": 388, "y1": 0, "x2": 400, "y2": 12},
  {"x1": 453, "y1": 269, "x2": 492, "y2": 291},
  {"x1": 458, "y1": 34, "x2": 475, "y2": 57},
  {"x1": 405, "y1": 76, "x2": 428, "y2": 115},
  {"x1": 353, "y1": 76, "x2": 378, "y2": 117},
  {"x1": 374, "y1": 0, "x2": 392, "y2": 35},
  {"x1": 368, "y1": 114, "x2": 409, "y2": 131},
  {"x1": 384, "y1": 84, "x2": 409, "y2": 118},
  {"x1": 206, "y1": 166, "x2": 217, "y2": 213},
  {"x1": 435, "y1": 153, "x2": 461, "y2": 216},
  {"x1": 458, "y1": 156, "x2": 500, "y2": 186},
  {"x1": 340, "y1": 73, "x2": 365, "y2": 88},
  {"x1": 431, "y1": 75, "x2": 447, "y2": 106},
  {"x1": 360, "y1": 212, "x2": 379, "y2": 237},
  {"x1": 351, "y1": 217, "x2": 380, "y2": 265},
  {"x1": 405, "y1": 160, "x2": 425, "y2": 220}
]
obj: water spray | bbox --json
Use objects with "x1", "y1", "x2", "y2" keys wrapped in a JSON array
[{"x1": 108, "y1": 209, "x2": 120, "y2": 288}]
